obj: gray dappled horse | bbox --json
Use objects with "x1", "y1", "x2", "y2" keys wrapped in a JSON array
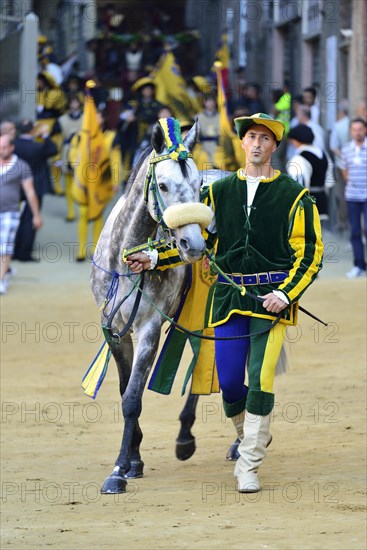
[{"x1": 91, "y1": 119, "x2": 226, "y2": 494}]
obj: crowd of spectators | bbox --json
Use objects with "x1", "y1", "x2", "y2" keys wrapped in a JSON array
[{"x1": 0, "y1": 3, "x2": 366, "y2": 292}]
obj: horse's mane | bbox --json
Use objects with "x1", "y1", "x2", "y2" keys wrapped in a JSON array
[
  {"x1": 124, "y1": 145, "x2": 153, "y2": 197},
  {"x1": 124, "y1": 145, "x2": 190, "y2": 197}
]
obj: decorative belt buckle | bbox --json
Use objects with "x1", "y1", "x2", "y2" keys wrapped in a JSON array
[
  {"x1": 232, "y1": 272, "x2": 243, "y2": 285},
  {"x1": 258, "y1": 272, "x2": 270, "y2": 284}
]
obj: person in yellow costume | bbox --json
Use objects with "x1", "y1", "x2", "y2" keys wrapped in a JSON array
[
  {"x1": 69, "y1": 85, "x2": 122, "y2": 261},
  {"x1": 57, "y1": 95, "x2": 84, "y2": 221},
  {"x1": 180, "y1": 120, "x2": 211, "y2": 171},
  {"x1": 196, "y1": 94, "x2": 220, "y2": 168},
  {"x1": 186, "y1": 75, "x2": 212, "y2": 117},
  {"x1": 36, "y1": 72, "x2": 67, "y2": 194}
]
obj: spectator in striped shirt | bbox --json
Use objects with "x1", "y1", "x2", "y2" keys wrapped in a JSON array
[{"x1": 341, "y1": 118, "x2": 367, "y2": 278}]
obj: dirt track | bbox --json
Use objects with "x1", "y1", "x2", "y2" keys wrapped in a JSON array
[{"x1": 1, "y1": 196, "x2": 366, "y2": 549}]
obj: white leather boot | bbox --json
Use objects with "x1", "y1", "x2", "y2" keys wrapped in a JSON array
[
  {"x1": 231, "y1": 410, "x2": 245, "y2": 440},
  {"x1": 234, "y1": 411, "x2": 271, "y2": 493}
]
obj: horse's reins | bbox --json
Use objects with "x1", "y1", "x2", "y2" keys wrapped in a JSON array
[
  {"x1": 103, "y1": 251, "x2": 327, "y2": 344},
  {"x1": 103, "y1": 274, "x2": 145, "y2": 343}
]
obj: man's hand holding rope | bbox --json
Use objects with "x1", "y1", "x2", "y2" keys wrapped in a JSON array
[{"x1": 126, "y1": 252, "x2": 153, "y2": 273}]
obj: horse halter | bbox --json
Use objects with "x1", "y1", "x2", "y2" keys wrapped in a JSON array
[{"x1": 143, "y1": 151, "x2": 193, "y2": 231}]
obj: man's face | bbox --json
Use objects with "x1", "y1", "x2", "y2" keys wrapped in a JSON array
[
  {"x1": 350, "y1": 122, "x2": 366, "y2": 143},
  {"x1": 69, "y1": 98, "x2": 81, "y2": 113},
  {"x1": 204, "y1": 97, "x2": 216, "y2": 111},
  {"x1": 246, "y1": 85, "x2": 257, "y2": 99},
  {"x1": 0, "y1": 122, "x2": 16, "y2": 140},
  {"x1": 37, "y1": 77, "x2": 45, "y2": 91},
  {"x1": 0, "y1": 135, "x2": 14, "y2": 161},
  {"x1": 241, "y1": 125, "x2": 277, "y2": 166},
  {"x1": 141, "y1": 85, "x2": 154, "y2": 99},
  {"x1": 303, "y1": 91, "x2": 314, "y2": 106}
]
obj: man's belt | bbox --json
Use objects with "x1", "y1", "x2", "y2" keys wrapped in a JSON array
[{"x1": 217, "y1": 271, "x2": 289, "y2": 286}]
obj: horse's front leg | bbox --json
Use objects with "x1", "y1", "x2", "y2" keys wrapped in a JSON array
[
  {"x1": 101, "y1": 335, "x2": 134, "y2": 494},
  {"x1": 102, "y1": 320, "x2": 161, "y2": 494}
]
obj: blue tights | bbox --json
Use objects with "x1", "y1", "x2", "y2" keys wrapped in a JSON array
[{"x1": 214, "y1": 314, "x2": 250, "y2": 404}]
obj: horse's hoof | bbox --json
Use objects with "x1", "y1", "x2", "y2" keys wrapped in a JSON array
[
  {"x1": 124, "y1": 460, "x2": 144, "y2": 479},
  {"x1": 226, "y1": 438, "x2": 240, "y2": 461},
  {"x1": 176, "y1": 437, "x2": 196, "y2": 461},
  {"x1": 101, "y1": 474, "x2": 127, "y2": 494}
]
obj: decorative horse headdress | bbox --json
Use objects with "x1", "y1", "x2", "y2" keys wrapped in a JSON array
[
  {"x1": 144, "y1": 117, "x2": 212, "y2": 231},
  {"x1": 158, "y1": 117, "x2": 189, "y2": 161}
]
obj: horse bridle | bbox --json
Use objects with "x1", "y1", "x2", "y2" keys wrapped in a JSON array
[{"x1": 143, "y1": 151, "x2": 194, "y2": 232}]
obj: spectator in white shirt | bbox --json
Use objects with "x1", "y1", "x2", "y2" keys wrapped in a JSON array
[{"x1": 296, "y1": 105, "x2": 325, "y2": 151}]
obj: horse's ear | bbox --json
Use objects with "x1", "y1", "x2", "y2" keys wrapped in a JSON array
[
  {"x1": 183, "y1": 118, "x2": 200, "y2": 152},
  {"x1": 151, "y1": 121, "x2": 165, "y2": 153}
]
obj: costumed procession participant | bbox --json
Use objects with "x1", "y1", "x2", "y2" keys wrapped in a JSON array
[
  {"x1": 117, "y1": 77, "x2": 165, "y2": 183},
  {"x1": 69, "y1": 82, "x2": 122, "y2": 262},
  {"x1": 341, "y1": 118, "x2": 367, "y2": 279},
  {"x1": 126, "y1": 113, "x2": 324, "y2": 493},
  {"x1": 185, "y1": 75, "x2": 213, "y2": 118},
  {"x1": 56, "y1": 95, "x2": 84, "y2": 221},
  {"x1": 196, "y1": 94, "x2": 220, "y2": 168},
  {"x1": 0, "y1": 134, "x2": 42, "y2": 294},
  {"x1": 132, "y1": 106, "x2": 173, "y2": 167},
  {"x1": 180, "y1": 120, "x2": 212, "y2": 171},
  {"x1": 36, "y1": 72, "x2": 67, "y2": 195}
]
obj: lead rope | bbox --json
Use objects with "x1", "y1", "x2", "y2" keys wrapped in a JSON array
[{"x1": 126, "y1": 250, "x2": 284, "y2": 340}]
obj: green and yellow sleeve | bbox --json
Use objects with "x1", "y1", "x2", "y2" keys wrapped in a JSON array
[{"x1": 278, "y1": 194, "x2": 324, "y2": 303}]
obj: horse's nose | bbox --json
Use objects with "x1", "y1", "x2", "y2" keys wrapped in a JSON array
[
  {"x1": 179, "y1": 237, "x2": 190, "y2": 252},
  {"x1": 179, "y1": 236, "x2": 205, "y2": 253},
  {"x1": 179, "y1": 235, "x2": 205, "y2": 256}
]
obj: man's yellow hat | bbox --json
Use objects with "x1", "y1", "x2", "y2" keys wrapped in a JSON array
[
  {"x1": 131, "y1": 77, "x2": 156, "y2": 93},
  {"x1": 38, "y1": 71, "x2": 57, "y2": 89},
  {"x1": 234, "y1": 113, "x2": 285, "y2": 143}
]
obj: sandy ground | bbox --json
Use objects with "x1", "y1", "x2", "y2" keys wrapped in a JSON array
[{"x1": 1, "y1": 195, "x2": 366, "y2": 550}]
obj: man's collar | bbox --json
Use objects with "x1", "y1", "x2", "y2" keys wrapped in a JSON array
[{"x1": 352, "y1": 137, "x2": 367, "y2": 148}]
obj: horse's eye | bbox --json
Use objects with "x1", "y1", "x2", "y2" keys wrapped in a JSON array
[{"x1": 158, "y1": 183, "x2": 168, "y2": 192}]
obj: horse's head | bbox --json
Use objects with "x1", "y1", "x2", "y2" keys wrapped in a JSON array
[{"x1": 147, "y1": 118, "x2": 212, "y2": 263}]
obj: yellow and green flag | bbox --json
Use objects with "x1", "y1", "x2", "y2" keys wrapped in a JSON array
[
  {"x1": 214, "y1": 62, "x2": 244, "y2": 171},
  {"x1": 151, "y1": 50, "x2": 193, "y2": 121},
  {"x1": 71, "y1": 82, "x2": 114, "y2": 220}
]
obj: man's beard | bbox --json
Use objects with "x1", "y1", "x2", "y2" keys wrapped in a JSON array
[{"x1": 250, "y1": 154, "x2": 263, "y2": 165}]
